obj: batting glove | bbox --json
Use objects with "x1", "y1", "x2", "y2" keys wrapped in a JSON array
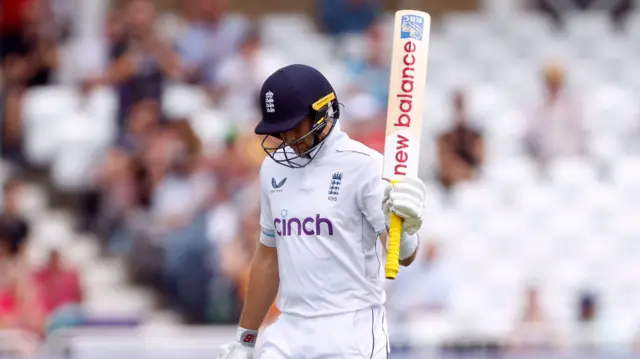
[
  {"x1": 216, "y1": 328, "x2": 257, "y2": 359},
  {"x1": 383, "y1": 175, "x2": 426, "y2": 236}
]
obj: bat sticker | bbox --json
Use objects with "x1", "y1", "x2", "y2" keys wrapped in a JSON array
[{"x1": 400, "y1": 15, "x2": 424, "y2": 41}]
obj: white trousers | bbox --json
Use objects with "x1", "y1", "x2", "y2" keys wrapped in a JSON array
[{"x1": 256, "y1": 306, "x2": 389, "y2": 359}]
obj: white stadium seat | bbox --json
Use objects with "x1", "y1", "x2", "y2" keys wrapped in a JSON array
[
  {"x1": 162, "y1": 85, "x2": 211, "y2": 119},
  {"x1": 565, "y1": 11, "x2": 615, "y2": 40},
  {"x1": 189, "y1": 109, "x2": 231, "y2": 154},
  {"x1": 611, "y1": 156, "x2": 640, "y2": 186},
  {"x1": 584, "y1": 85, "x2": 638, "y2": 138},
  {"x1": 23, "y1": 86, "x2": 81, "y2": 125},
  {"x1": 481, "y1": 157, "x2": 539, "y2": 191}
]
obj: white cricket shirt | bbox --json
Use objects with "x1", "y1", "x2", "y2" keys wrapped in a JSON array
[{"x1": 259, "y1": 122, "x2": 388, "y2": 317}]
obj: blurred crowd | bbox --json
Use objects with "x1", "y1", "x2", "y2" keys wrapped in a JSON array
[
  {"x1": 1, "y1": 0, "x2": 392, "y2": 328},
  {"x1": 0, "y1": 179, "x2": 83, "y2": 340},
  {"x1": 1, "y1": 0, "x2": 640, "y2": 355}
]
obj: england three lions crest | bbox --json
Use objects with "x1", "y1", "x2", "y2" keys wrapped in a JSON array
[
  {"x1": 400, "y1": 15, "x2": 424, "y2": 41},
  {"x1": 328, "y1": 172, "x2": 342, "y2": 202}
]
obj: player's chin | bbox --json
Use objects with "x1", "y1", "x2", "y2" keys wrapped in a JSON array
[{"x1": 293, "y1": 145, "x2": 308, "y2": 156}]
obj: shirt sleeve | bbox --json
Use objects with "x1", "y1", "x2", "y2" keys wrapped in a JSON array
[
  {"x1": 357, "y1": 154, "x2": 387, "y2": 235},
  {"x1": 259, "y1": 165, "x2": 277, "y2": 247}
]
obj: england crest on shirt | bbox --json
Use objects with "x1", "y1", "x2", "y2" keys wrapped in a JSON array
[{"x1": 328, "y1": 172, "x2": 342, "y2": 202}]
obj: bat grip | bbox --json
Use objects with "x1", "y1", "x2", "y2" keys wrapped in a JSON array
[{"x1": 385, "y1": 212, "x2": 403, "y2": 280}]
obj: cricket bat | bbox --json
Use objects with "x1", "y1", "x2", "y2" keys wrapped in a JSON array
[{"x1": 382, "y1": 10, "x2": 431, "y2": 279}]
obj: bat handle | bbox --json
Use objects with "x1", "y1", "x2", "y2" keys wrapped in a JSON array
[
  {"x1": 386, "y1": 212, "x2": 402, "y2": 279},
  {"x1": 385, "y1": 178, "x2": 403, "y2": 279}
]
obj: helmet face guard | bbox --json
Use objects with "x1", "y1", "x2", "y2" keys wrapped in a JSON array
[{"x1": 261, "y1": 93, "x2": 339, "y2": 169}]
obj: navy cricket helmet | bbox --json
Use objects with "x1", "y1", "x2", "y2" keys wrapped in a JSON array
[{"x1": 255, "y1": 64, "x2": 340, "y2": 168}]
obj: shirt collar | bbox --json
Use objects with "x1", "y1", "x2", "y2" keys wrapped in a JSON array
[{"x1": 307, "y1": 121, "x2": 345, "y2": 162}]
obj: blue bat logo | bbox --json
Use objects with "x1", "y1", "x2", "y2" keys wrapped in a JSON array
[{"x1": 400, "y1": 15, "x2": 424, "y2": 41}]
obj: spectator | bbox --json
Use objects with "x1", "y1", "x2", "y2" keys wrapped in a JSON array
[
  {"x1": 345, "y1": 21, "x2": 389, "y2": 107},
  {"x1": 509, "y1": 286, "x2": 564, "y2": 353},
  {"x1": 525, "y1": 62, "x2": 587, "y2": 166},
  {"x1": 0, "y1": 179, "x2": 30, "y2": 258},
  {"x1": 175, "y1": 0, "x2": 247, "y2": 86},
  {"x1": 117, "y1": 98, "x2": 162, "y2": 153},
  {"x1": 62, "y1": 11, "x2": 120, "y2": 87},
  {"x1": 573, "y1": 290, "x2": 601, "y2": 352},
  {"x1": 1, "y1": 0, "x2": 60, "y2": 165},
  {"x1": 437, "y1": 91, "x2": 484, "y2": 189},
  {"x1": 206, "y1": 184, "x2": 239, "y2": 248},
  {"x1": 33, "y1": 249, "x2": 83, "y2": 315},
  {"x1": 148, "y1": 122, "x2": 211, "y2": 234},
  {"x1": 0, "y1": 0, "x2": 60, "y2": 87},
  {"x1": 219, "y1": 209, "x2": 279, "y2": 326},
  {"x1": 104, "y1": 0, "x2": 181, "y2": 130},
  {"x1": 212, "y1": 26, "x2": 286, "y2": 122},
  {"x1": 0, "y1": 241, "x2": 45, "y2": 335},
  {"x1": 93, "y1": 147, "x2": 139, "y2": 254},
  {"x1": 318, "y1": 0, "x2": 381, "y2": 36},
  {"x1": 386, "y1": 240, "x2": 452, "y2": 320}
]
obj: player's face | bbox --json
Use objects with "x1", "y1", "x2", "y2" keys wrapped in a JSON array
[{"x1": 280, "y1": 118, "x2": 314, "y2": 155}]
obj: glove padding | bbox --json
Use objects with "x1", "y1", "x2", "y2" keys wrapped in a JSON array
[
  {"x1": 217, "y1": 342, "x2": 254, "y2": 359},
  {"x1": 383, "y1": 175, "x2": 426, "y2": 236}
]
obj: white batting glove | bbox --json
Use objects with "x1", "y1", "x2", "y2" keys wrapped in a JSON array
[
  {"x1": 216, "y1": 328, "x2": 257, "y2": 359},
  {"x1": 217, "y1": 342, "x2": 254, "y2": 359},
  {"x1": 383, "y1": 175, "x2": 426, "y2": 236}
]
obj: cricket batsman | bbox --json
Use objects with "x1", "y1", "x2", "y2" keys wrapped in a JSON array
[{"x1": 217, "y1": 64, "x2": 426, "y2": 358}]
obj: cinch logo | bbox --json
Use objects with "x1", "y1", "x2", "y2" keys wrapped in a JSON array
[{"x1": 274, "y1": 213, "x2": 334, "y2": 236}]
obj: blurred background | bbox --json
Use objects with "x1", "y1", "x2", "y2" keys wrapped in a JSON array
[{"x1": 1, "y1": 0, "x2": 640, "y2": 358}]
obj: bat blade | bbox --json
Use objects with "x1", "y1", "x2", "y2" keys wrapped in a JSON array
[{"x1": 382, "y1": 10, "x2": 431, "y2": 279}]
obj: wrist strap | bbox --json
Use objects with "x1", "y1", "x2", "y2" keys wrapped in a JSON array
[{"x1": 237, "y1": 327, "x2": 258, "y2": 348}]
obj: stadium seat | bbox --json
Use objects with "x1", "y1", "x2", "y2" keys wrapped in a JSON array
[
  {"x1": 420, "y1": 208, "x2": 462, "y2": 242},
  {"x1": 17, "y1": 183, "x2": 48, "y2": 219},
  {"x1": 162, "y1": 85, "x2": 211, "y2": 119},
  {"x1": 64, "y1": 235, "x2": 101, "y2": 268},
  {"x1": 547, "y1": 157, "x2": 599, "y2": 205},
  {"x1": 466, "y1": 84, "x2": 510, "y2": 129},
  {"x1": 441, "y1": 13, "x2": 491, "y2": 40},
  {"x1": 584, "y1": 85, "x2": 637, "y2": 138},
  {"x1": 259, "y1": 13, "x2": 315, "y2": 40},
  {"x1": 451, "y1": 182, "x2": 502, "y2": 219},
  {"x1": 498, "y1": 12, "x2": 554, "y2": 41},
  {"x1": 71, "y1": 337, "x2": 141, "y2": 359},
  {"x1": 51, "y1": 144, "x2": 103, "y2": 191},
  {"x1": 22, "y1": 86, "x2": 81, "y2": 125},
  {"x1": 589, "y1": 134, "x2": 624, "y2": 168},
  {"x1": 23, "y1": 87, "x2": 83, "y2": 165},
  {"x1": 189, "y1": 109, "x2": 232, "y2": 154},
  {"x1": 85, "y1": 87, "x2": 118, "y2": 123},
  {"x1": 82, "y1": 260, "x2": 127, "y2": 290},
  {"x1": 611, "y1": 157, "x2": 640, "y2": 206},
  {"x1": 31, "y1": 211, "x2": 75, "y2": 246},
  {"x1": 83, "y1": 285, "x2": 153, "y2": 317},
  {"x1": 481, "y1": 157, "x2": 539, "y2": 190},
  {"x1": 335, "y1": 33, "x2": 367, "y2": 61},
  {"x1": 564, "y1": 11, "x2": 615, "y2": 40}
]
